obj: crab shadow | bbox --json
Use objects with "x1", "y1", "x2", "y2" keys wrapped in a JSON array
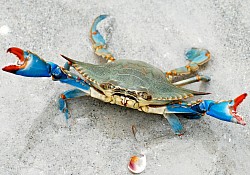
[
  {"x1": 20, "y1": 91, "x2": 218, "y2": 162},
  {"x1": 66, "y1": 96, "x2": 174, "y2": 141}
]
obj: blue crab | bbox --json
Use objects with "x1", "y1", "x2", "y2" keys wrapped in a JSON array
[{"x1": 2, "y1": 15, "x2": 247, "y2": 135}]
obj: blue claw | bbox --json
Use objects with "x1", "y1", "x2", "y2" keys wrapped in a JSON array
[
  {"x1": 3, "y1": 47, "x2": 51, "y2": 77},
  {"x1": 165, "y1": 93, "x2": 247, "y2": 129},
  {"x1": 196, "y1": 93, "x2": 247, "y2": 125},
  {"x1": 3, "y1": 47, "x2": 91, "y2": 92}
]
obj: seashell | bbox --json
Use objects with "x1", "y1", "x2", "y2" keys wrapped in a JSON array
[{"x1": 128, "y1": 154, "x2": 146, "y2": 174}]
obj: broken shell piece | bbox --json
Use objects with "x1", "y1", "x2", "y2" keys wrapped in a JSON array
[{"x1": 128, "y1": 154, "x2": 146, "y2": 174}]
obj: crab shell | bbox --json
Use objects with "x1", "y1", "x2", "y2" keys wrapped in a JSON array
[{"x1": 64, "y1": 57, "x2": 207, "y2": 112}]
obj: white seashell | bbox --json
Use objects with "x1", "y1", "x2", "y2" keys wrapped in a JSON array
[{"x1": 128, "y1": 154, "x2": 146, "y2": 174}]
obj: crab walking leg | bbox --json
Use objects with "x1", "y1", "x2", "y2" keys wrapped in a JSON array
[
  {"x1": 173, "y1": 75, "x2": 211, "y2": 86},
  {"x1": 166, "y1": 48, "x2": 210, "y2": 80},
  {"x1": 90, "y1": 15, "x2": 115, "y2": 62},
  {"x1": 59, "y1": 89, "x2": 89, "y2": 122},
  {"x1": 163, "y1": 113, "x2": 184, "y2": 135}
]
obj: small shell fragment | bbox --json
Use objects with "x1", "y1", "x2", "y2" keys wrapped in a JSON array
[{"x1": 128, "y1": 154, "x2": 146, "y2": 174}]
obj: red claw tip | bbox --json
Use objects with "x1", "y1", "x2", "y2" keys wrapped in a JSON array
[
  {"x1": 2, "y1": 65, "x2": 20, "y2": 73},
  {"x1": 6, "y1": 47, "x2": 25, "y2": 62},
  {"x1": 3, "y1": 47, "x2": 25, "y2": 73},
  {"x1": 233, "y1": 93, "x2": 247, "y2": 111}
]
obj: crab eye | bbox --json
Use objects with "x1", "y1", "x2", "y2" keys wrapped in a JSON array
[
  {"x1": 127, "y1": 91, "x2": 137, "y2": 97},
  {"x1": 100, "y1": 83, "x2": 115, "y2": 90},
  {"x1": 138, "y1": 92, "x2": 152, "y2": 100},
  {"x1": 108, "y1": 84, "x2": 115, "y2": 89}
]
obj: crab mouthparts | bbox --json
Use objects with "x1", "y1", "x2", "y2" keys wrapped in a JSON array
[
  {"x1": 231, "y1": 93, "x2": 247, "y2": 125},
  {"x1": 2, "y1": 47, "x2": 25, "y2": 73}
]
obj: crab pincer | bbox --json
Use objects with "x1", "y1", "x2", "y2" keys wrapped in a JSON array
[
  {"x1": 3, "y1": 47, "x2": 51, "y2": 77},
  {"x1": 204, "y1": 93, "x2": 248, "y2": 125}
]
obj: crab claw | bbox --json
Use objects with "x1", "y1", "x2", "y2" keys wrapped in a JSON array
[
  {"x1": 202, "y1": 93, "x2": 247, "y2": 125},
  {"x1": 2, "y1": 47, "x2": 51, "y2": 77}
]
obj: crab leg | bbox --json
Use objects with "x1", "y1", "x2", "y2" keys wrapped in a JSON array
[
  {"x1": 2, "y1": 48, "x2": 90, "y2": 91},
  {"x1": 164, "y1": 93, "x2": 247, "y2": 134},
  {"x1": 163, "y1": 113, "x2": 184, "y2": 135},
  {"x1": 173, "y1": 75, "x2": 211, "y2": 86},
  {"x1": 59, "y1": 89, "x2": 89, "y2": 123},
  {"x1": 90, "y1": 15, "x2": 115, "y2": 62},
  {"x1": 166, "y1": 48, "x2": 210, "y2": 80}
]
